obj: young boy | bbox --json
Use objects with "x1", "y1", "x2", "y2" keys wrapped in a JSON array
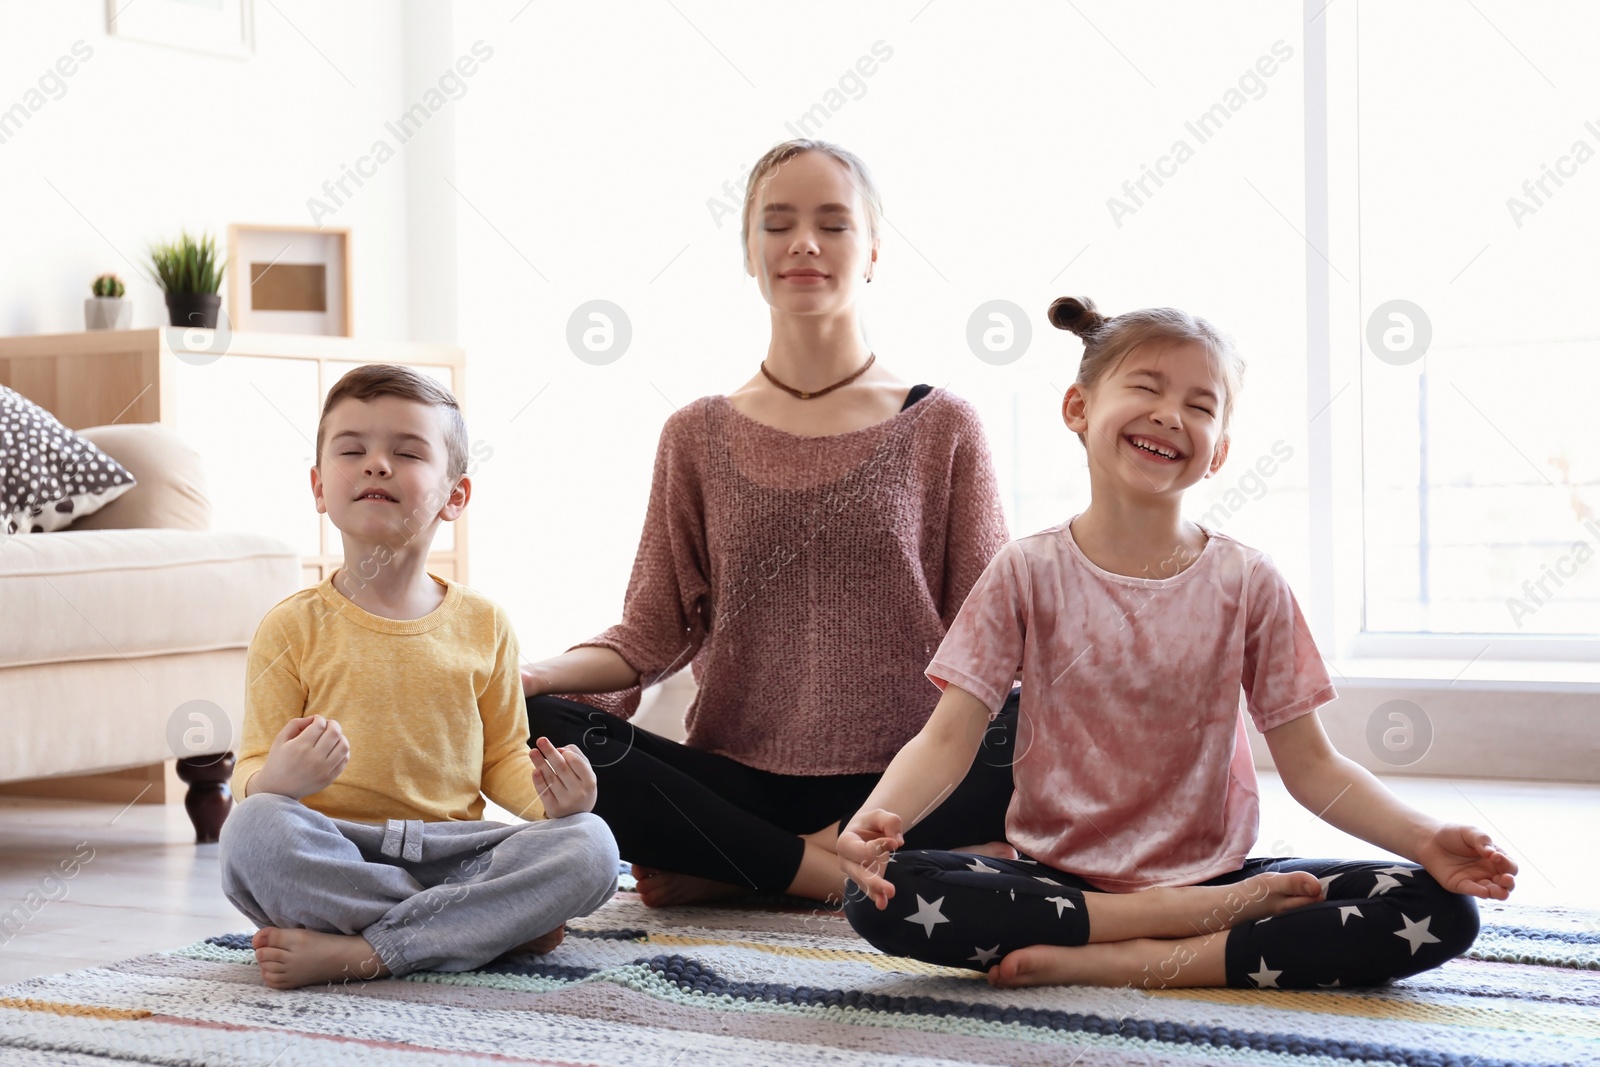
[{"x1": 219, "y1": 364, "x2": 618, "y2": 990}]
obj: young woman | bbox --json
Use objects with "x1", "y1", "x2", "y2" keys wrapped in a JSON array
[
  {"x1": 524, "y1": 140, "x2": 1019, "y2": 906},
  {"x1": 840, "y1": 296, "x2": 1516, "y2": 989}
]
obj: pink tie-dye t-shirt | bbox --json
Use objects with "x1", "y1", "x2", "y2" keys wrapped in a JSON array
[{"x1": 927, "y1": 520, "x2": 1335, "y2": 891}]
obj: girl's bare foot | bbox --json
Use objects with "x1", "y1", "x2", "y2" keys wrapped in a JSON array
[
  {"x1": 989, "y1": 935, "x2": 1228, "y2": 989},
  {"x1": 1086, "y1": 871, "x2": 1322, "y2": 943},
  {"x1": 630, "y1": 863, "x2": 748, "y2": 907},
  {"x1": 504, "y1": 924, "x2": 565, "y2": 956},
  {"x1": 251, "y1": 927, "x2": 389, "y2": 990},
  {"x1": 1233, "y1": 870, "x2": 1323, "y2": 921}
]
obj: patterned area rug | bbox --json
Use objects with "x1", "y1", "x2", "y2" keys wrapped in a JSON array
[{"x1": 1, "y1": 888, "x2": 1595, "y2": 1066}]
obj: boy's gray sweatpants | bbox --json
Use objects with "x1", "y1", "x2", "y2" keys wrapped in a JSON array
[{"x1": 218, "y1": 792, "x2": 619, "y2": 978}]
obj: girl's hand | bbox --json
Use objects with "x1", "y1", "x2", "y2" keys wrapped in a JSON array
[
  {"x1": 1416, "y1": 823, "x2": 1518, "y2": 899},
  {"x1": 837, "y1": 809, "x2": 905, "y2": 910},
  {"x1": 531, "y1": 736, "x2": 597, "y2": 818}
]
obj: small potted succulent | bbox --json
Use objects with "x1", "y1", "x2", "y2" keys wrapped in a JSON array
[
  {"x1": 149, "y1": 230, "x2": 227, "y2": 329},
  {"x1": 84, "y1": 273, "x2": 132, "y2": 330}
]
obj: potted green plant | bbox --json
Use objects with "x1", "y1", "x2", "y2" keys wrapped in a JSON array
[
  {"x1": 84, "y1": 273, "x2": 132, "y2": 331},
  {"x1": 149, "y1": 231, "x2": 226, "y2": 329}
]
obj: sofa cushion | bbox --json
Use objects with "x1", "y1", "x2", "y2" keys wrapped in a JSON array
[
  {"x1": 1, "y1": 385, "x2": 136, "y2": 535},
  {"x1": 0, "y1": 528, "x2": 299, "y2": 669},
  {"x1": 70, "y1": 423, "x2": 211, "y2": 532}
]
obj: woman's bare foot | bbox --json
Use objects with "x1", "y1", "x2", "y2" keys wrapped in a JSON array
[
  {"x1": 503, "y1": 924, "x2": 565, "y2": 956},
  {"x1": 989, "y1": 934, "x2": 1227, "y2": 989},
  {"x1": 800, "y1": 823, "x2": 841, "y2": 852},
  {"x1": 1085, "y1": 871, "x2": 1322, "y2": 943},
  {"x1": 954, "y1": 841, "x2": 1018, "y2": 861},
  {"x1": 630, "y1": 864, "x2": 749, "y2": 907},
  {"x1": 251, "y1": 928, "x2": 389, "y2": 990}
]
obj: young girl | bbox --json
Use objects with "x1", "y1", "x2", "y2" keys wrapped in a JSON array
[{"x1": 838, "y1": 296, "x2": 1517, "y2": 989}]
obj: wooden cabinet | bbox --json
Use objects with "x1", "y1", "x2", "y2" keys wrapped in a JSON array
[{"x1": 0, "y1": 329, "x2": 468, "y2": 586}]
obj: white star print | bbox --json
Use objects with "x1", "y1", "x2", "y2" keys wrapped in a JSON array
[
  {"x1": 1045, "y1": 895, "x2": 1077, "y2": 917},
  {"x1": 1373, "y1": 865, "x2": 1414, "y2": 878},
  {"x1": 1338, "y1": 906, "x2": 1363, "y2": 926},
  {"x1": 903, "y1": 895, "x2": 951, "y2": 938},
  {"x1": 1248, "y1": 957, "x2": 1282, "y2": 988},
  {"x1": 1033, "y1": 876, "x2": 1062, "y2": 886},
  {"x1": 969, "y1": 945, "x2": 1001, "y2": 967},
  {"x1": 1316, "y1": 874, "x2": 1340, "y2": 898},
  {"x1": 1009, "y1": 889, "x2": 1015, "y2": 901},
  {"x1": 967, "y1": 858, "x2": 1002, "y2": 875},
  {"x1": 1368, "y1": 874, "x2": 1401, "y2": 897},
  {"x1": 1394, "y1": 913, "x2": 1441, "y2": 956}
]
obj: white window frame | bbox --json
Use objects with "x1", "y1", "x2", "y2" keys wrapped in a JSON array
[{"x1": 1303, "y1": 0, "x2": 1599, "y2": 670}]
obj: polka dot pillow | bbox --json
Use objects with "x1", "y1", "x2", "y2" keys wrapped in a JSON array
[{"x1": 2, "y1": 385, "x2": 136, "y2": 535}]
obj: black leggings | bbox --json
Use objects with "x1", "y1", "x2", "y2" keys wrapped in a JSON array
[
  {"x1": 527, "y1": 691, "x2": 1020, "y2": 895},
  {"x1": 846, "y1": 849, "x2": 1480, "y2": 989}
]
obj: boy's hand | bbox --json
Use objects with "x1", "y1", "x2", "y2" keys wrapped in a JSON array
[
  {"x1": 1416, "y1": 823, "x2": 1518, "y2": 899},
  {"x1": 531, "y1": 736, "x2": 596, "y2": 818},
  {"x1": 838, "y1": 808, "x2": 904, "y2": 910},
  {"x1": 248, "y1": 715, "x2": 350, "y2": 800}
]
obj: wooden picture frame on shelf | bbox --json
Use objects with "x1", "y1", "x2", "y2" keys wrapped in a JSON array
[{"x1": 227, "y1": 224, "x2": 352, "y2": 337}]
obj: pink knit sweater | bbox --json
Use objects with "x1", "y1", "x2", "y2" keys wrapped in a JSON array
[{"x1": 570, "y1": 390, "x2": 1009, "y2": 775}]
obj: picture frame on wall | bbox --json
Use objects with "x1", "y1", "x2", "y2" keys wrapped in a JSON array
[
  {"x1": 106, "y1": 0, "x2": 255, "y2": 60},
  {"x1": 227, "y1": 225, "x2": 352, "y2": 337}
]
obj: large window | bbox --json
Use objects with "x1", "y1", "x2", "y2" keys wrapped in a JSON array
[{"x1": 1348, "y1": 1, "x2": 1599, "y2": 642}]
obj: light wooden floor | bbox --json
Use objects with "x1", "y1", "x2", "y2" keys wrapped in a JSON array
[{"x1": 1, "y1": 773, "x2": 1595, "y2": 986}]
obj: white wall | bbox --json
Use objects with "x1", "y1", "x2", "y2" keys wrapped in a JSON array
[
  {"x1": 443, "y1": 1, "x2": 1312, "y2": 661},
  {"x1": 0, "y1": 0, "x2": 412, "y2": 339},
  {"x1": 0, "y1": 1, "x2": 1315, "y2": 669}
]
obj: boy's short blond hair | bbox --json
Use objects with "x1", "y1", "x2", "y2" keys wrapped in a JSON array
[{"x1": 315, "y1": 364, "x2": 468, "y2": 478}]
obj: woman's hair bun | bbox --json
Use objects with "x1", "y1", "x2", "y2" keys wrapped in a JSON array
[{"x1": 1048, "y1": 296, "x2": 1106, "y2": 337}]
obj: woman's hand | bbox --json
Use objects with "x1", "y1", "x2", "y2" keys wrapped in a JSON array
[
  {"x1": 520, "y1": 664, "x2": 545, "y2": 697},
  {"x1": 1415, "y1": 823, "x2": 1518, "y2": 899},
  {"x1": 837, "y1": 808, "x2": 905, "y2": 910},
  {"x1": 531, "y1": 736, "x2": 598, "y2": 818}
]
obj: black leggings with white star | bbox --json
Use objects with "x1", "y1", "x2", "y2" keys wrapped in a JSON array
[{"x1": 845, "y1": 851, "x2": 1480, "y2": 989}]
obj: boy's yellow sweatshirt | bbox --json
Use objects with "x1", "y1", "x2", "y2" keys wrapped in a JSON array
[{"x1": 232, "y1": 574, "x2": 545, "y2": 823}]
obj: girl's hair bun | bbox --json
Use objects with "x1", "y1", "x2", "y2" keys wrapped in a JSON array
[{"x1": 1048, "y1": 296, "x2": 1106, "y2": 337}]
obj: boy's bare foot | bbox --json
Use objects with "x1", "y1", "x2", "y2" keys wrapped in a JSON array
[
  {"x1": 251, "y1": 927, "x2": 389, "y2": 990},
  {"x1": 504, "y1": 924, "x2": 566, "y2": 956},
  {"x1": 953, "y1": 841, "x2": 1019, "y2": 861},
  {"x1": 630, "y1": 863, "x2": 749, "y2": 907}
]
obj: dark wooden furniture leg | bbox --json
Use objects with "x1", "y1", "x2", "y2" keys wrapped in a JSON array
[{"x1": 176, "y1": 752, "x2": 234, "y2": 843}]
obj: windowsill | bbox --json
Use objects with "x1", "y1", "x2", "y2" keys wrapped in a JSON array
[{"x1": 1326, "y1": 658, "x2": 1600, "y2": 694}]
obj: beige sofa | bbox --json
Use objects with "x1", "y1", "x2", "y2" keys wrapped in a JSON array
[{"x1": 0, "y1": 423, "x2": 299, "y2": 841}]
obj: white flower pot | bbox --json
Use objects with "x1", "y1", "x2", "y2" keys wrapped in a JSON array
[{"x1": 84, "y1": 297, "x2": 132, "y2": 331}]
